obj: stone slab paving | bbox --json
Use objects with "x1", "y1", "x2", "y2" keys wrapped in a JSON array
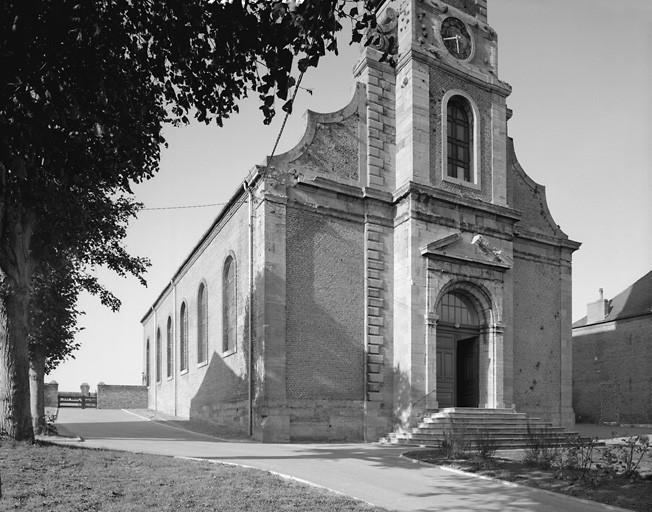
[{"x1": 48, "y1": 409, "x2": 634, "y2": 512}]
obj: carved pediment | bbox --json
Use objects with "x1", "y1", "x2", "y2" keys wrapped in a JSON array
[{"x1": 420, "y1": 232, "x2": 512, "y2": 270}]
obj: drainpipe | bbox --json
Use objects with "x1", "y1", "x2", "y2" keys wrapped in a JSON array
[
  {"x1": 243, "y1": 180, "x2": 254, "y2": 437},
  {"x1": 152, "y1": 306, "x2": 157, "y2": 411},
  {"x1": 172, "y1": 279, "x2": 177, "y2": 416}
]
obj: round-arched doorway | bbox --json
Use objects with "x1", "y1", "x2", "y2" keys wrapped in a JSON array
[{"x1": 435, "y1": 291, "x2": 481, "y2": 408}]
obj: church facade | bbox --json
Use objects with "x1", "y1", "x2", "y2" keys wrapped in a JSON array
[{"x1": 141, "y1": 0, "x2": 580, "y2": 442}]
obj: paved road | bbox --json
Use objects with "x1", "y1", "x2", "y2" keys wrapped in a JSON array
[{"x1": 50, "y1": 408, "x2": 630, "y2": 512}]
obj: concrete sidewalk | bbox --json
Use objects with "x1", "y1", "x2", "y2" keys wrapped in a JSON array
[{"x1": 48, "y1": 408, "x2": 632, "y2": 512}]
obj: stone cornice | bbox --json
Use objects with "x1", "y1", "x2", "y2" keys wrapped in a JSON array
[
  {"x1": 395, "y1": 46, "x2": 512, "y2": 97},
  {"x1": 421, "y1": 246, "x2": 511, "y2": 271},
  {"x1": 394, "y1": 181, "x2": 522, "y2": 222},
  {"x1": 421, "y1": 231, "x2": 512, "y2": 271},
  {"x1": 514, "y1": 227, "x2": 581, "y2": 251}
]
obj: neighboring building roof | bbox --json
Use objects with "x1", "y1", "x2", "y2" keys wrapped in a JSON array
[{"x1": 573, "y1": 270, "x2": 652, "y2": 328}]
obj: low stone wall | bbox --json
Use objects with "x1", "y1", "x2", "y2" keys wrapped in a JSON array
[
  {"x1": 288, "y1": 399, "x2": 364, "y2": 442},
  {"x1": 44, "y1": 381, "x2": 59, "y2": 408},
  {"x1": 97, "y1": 384, "x2": 148, "y2": 409},
  {"x1": 190, "y1": 399, "x2": 249, "y2": 437}
]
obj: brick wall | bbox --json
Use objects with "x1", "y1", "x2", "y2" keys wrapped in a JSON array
[
  {"x1": 141, "y1": 193, "x2": 250, "y2": 426},
  {"x1": 285, "y1": 206, "x2": 365, "y2": 401},
  {"x1": 573, "y1": 315, "x2": 652, "y2": 424},
  {"x1": 97, "y1": 384, "x2": 148, "y2": 409},
  {"x1": 512, "y1": 246, "x2": 565, "y2": 424}
]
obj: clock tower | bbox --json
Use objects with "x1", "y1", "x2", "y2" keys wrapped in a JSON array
[{"x1": 391, "y1": 0, "x2": 511, "y2": 204}]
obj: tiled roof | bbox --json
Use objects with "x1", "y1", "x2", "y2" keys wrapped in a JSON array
[{"x1": 573, "y1": 270, "x2": 652, "y2": 328}]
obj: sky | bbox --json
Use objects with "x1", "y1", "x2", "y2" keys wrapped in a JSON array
[{"x1": 48, "y1": 0, "x2": 652, "y2": 391}]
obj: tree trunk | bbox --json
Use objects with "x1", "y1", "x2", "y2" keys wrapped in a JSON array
[
  {"x1": 0, "y1": 272, "x2": 33, "y2": 441},
  {"x1": 29, "y1": 346, "x2": 46, "y2": 434},
  {"x1": 0, "y1": 200, "x2": 35, "y2": 441}
]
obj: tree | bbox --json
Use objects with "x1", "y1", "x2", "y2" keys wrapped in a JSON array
[
  {"x1": 28, "y1": 194, "x2": 147, "y2": 433},
  {"x1": 1, "y1": 0, "x2": 384, "y2": 440},
  {"x1": 28, "y1": 258, "x2": 82, "y2": 434}
]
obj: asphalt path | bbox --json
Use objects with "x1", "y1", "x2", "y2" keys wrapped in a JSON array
[{"x1": 49, "y1": 408, "x2": 631, "y2": 512}]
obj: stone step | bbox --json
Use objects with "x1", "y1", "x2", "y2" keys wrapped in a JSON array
[
  {"x1": 417, "y1": 422, "x2": 558, "y2": 431},
  {"x1": 419, "y1": 417, "x2": 552, "y2": 425},
  {"x1": 425, "y1": 412, "x2": 531, "y2": 420},
  {"x1": 432, "y1": 407, "x2": 526, "y2": 414},
  {"x1": 413, "y1": 426, "x2": 569, "y2": 434},
  {"x1": 389, "y1": 431, "x2": 578, "y2": 441},
  {"x1": 396, "y1": 432, "x2": 578, "y2": 441},
  {"x1": 388, "y1": 437, "x2": 571, "y2": 449}
]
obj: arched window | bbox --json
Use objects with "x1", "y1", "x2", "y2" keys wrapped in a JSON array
[
  {"x1": 145, "y1": 338, "x2": 150, "y2": 386},
  {"x1": 446, "y1": 96, "x2": 473, "y2": 183},
  {"x1": 156, "y1": 328, "x2": 162, "y2": 383},
  {"x1": 197, "y1": 282, "x2": 208, "y2": 364},
  {"x1": 437, "y1": 292, "x2": 480, "y2": 327},
  {"x1": 180, "y1": 302, "x2": 188, "y2": 372},
  {"x1": 223, "y1": 256, "x2": 237, "y2": 353},
  {"x1": 166, "y1": 316, "x2": 173, "y2": 378}
]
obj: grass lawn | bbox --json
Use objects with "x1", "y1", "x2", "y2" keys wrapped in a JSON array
[
  {"x1": 0, "y1": 440, "x2": 385, "y2": 512},
  {"x1": 405, "y1": 449, "x2": 652, "y2": 512}
]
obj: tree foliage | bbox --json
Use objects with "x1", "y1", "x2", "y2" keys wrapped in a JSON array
[{"x1": 0, "y1": 0, "x2": 384, "y2": 440}]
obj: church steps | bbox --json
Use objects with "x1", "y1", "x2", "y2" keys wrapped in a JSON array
[{"x1": 386, "y1": 408, "x2": 579, "y2": 449}]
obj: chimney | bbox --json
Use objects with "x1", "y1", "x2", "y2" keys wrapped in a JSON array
[{"x1": 586, "y1": 288, "x2": 609, "y2": 324}]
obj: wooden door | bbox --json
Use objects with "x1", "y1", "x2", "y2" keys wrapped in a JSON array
[{"x1": 436, "y1": 333, "x2": 455, "y2": 408}]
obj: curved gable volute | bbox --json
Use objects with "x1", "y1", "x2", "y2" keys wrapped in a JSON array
[
  {"x1": 266, "y1": 83, "x2": 366, "y2": 184},
  {"x1": 507, "y1": 137, "x2": 568, "y2": 240}
]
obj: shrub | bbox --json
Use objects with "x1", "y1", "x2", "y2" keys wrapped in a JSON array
[
  {"x1": 602, "y1": 435, "x2": 650, "y2": 479},
  {"x1": 523, "y1": 423, "x2": 560, "y2": 468},
  {"x1": 557, "y1": 435, "x2": 600, "y2": 482},
  {"x1": 475, "y1": 430, "x2": 498, "y2": 460},
  {"x1": 441, "y1": 419, "x2": 471, "y2": 459}
]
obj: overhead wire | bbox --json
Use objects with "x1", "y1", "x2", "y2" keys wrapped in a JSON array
[{"x1": 143, "y1": 70, "x2": 306, "y2": 211}]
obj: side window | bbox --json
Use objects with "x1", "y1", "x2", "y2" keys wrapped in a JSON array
[
  {"x1": 180, "y1": 302, "x2": 188, "y2": 372},
  {"x1": 223, "y1": 256, "x2": 237, "y2": 353},
  {"x1": 156, "y1": 328, "x2": 162, "y2": 384},
  {"x1": 197, "y1": 282, "x2": 208, "y2": 364},
  {"x1": 145, "y1": 338, "x2": 150, "y2": 386},
  {"x1": 166, "y1": 316, "x2": 173, "y2": 378}
]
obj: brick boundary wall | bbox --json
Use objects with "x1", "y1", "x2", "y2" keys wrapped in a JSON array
[{"x1": 97, "y1": 384, "x2": 148, "y2": 409}]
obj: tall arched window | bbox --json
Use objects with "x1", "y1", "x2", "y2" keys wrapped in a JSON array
[
  {"x1": 446, "y1": 95, "x2": 473, "y2": 183},
  {"x1": 145, "y1": 338, "x2": 150, "y2": 386},
  {"x1": 223, "y1": 256, "x2": 237, "y2": 353},
  {"x1": 156, "y1": 328, "x2": 162, "y2": 383},
  {"x1": 437, "y1": 291, "x2": 480, "y2": 327},
  {"x1": 180, "y1": 302, "x2": 188, "y2": 372},
  {"x1": 197, "y1": 282, "x2": 208, "y2": 364},
  {"x1": 166, "y1": 316, "x2": 173, "y2": 378}
]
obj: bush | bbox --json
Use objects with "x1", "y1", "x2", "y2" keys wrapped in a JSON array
[
  {"x1": 602, "y1": 435, "x2": 650, "y2": 479},
  {"x1": 556, "y1": 435, "x2": 601, "y2": 483},
  {"x1": 441, "y1": 419, "x2": 471, "y2": 459},
  {"x1": 523, "y1": 423, "x2": 561, "y2": 468},
  {"x1": 475, "y1": 430, "x2": 498, "y2": 460}
]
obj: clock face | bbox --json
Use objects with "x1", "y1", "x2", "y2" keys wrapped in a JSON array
[{"x1": 440, "y1": 17, "x2": 473, "y2": 60}]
